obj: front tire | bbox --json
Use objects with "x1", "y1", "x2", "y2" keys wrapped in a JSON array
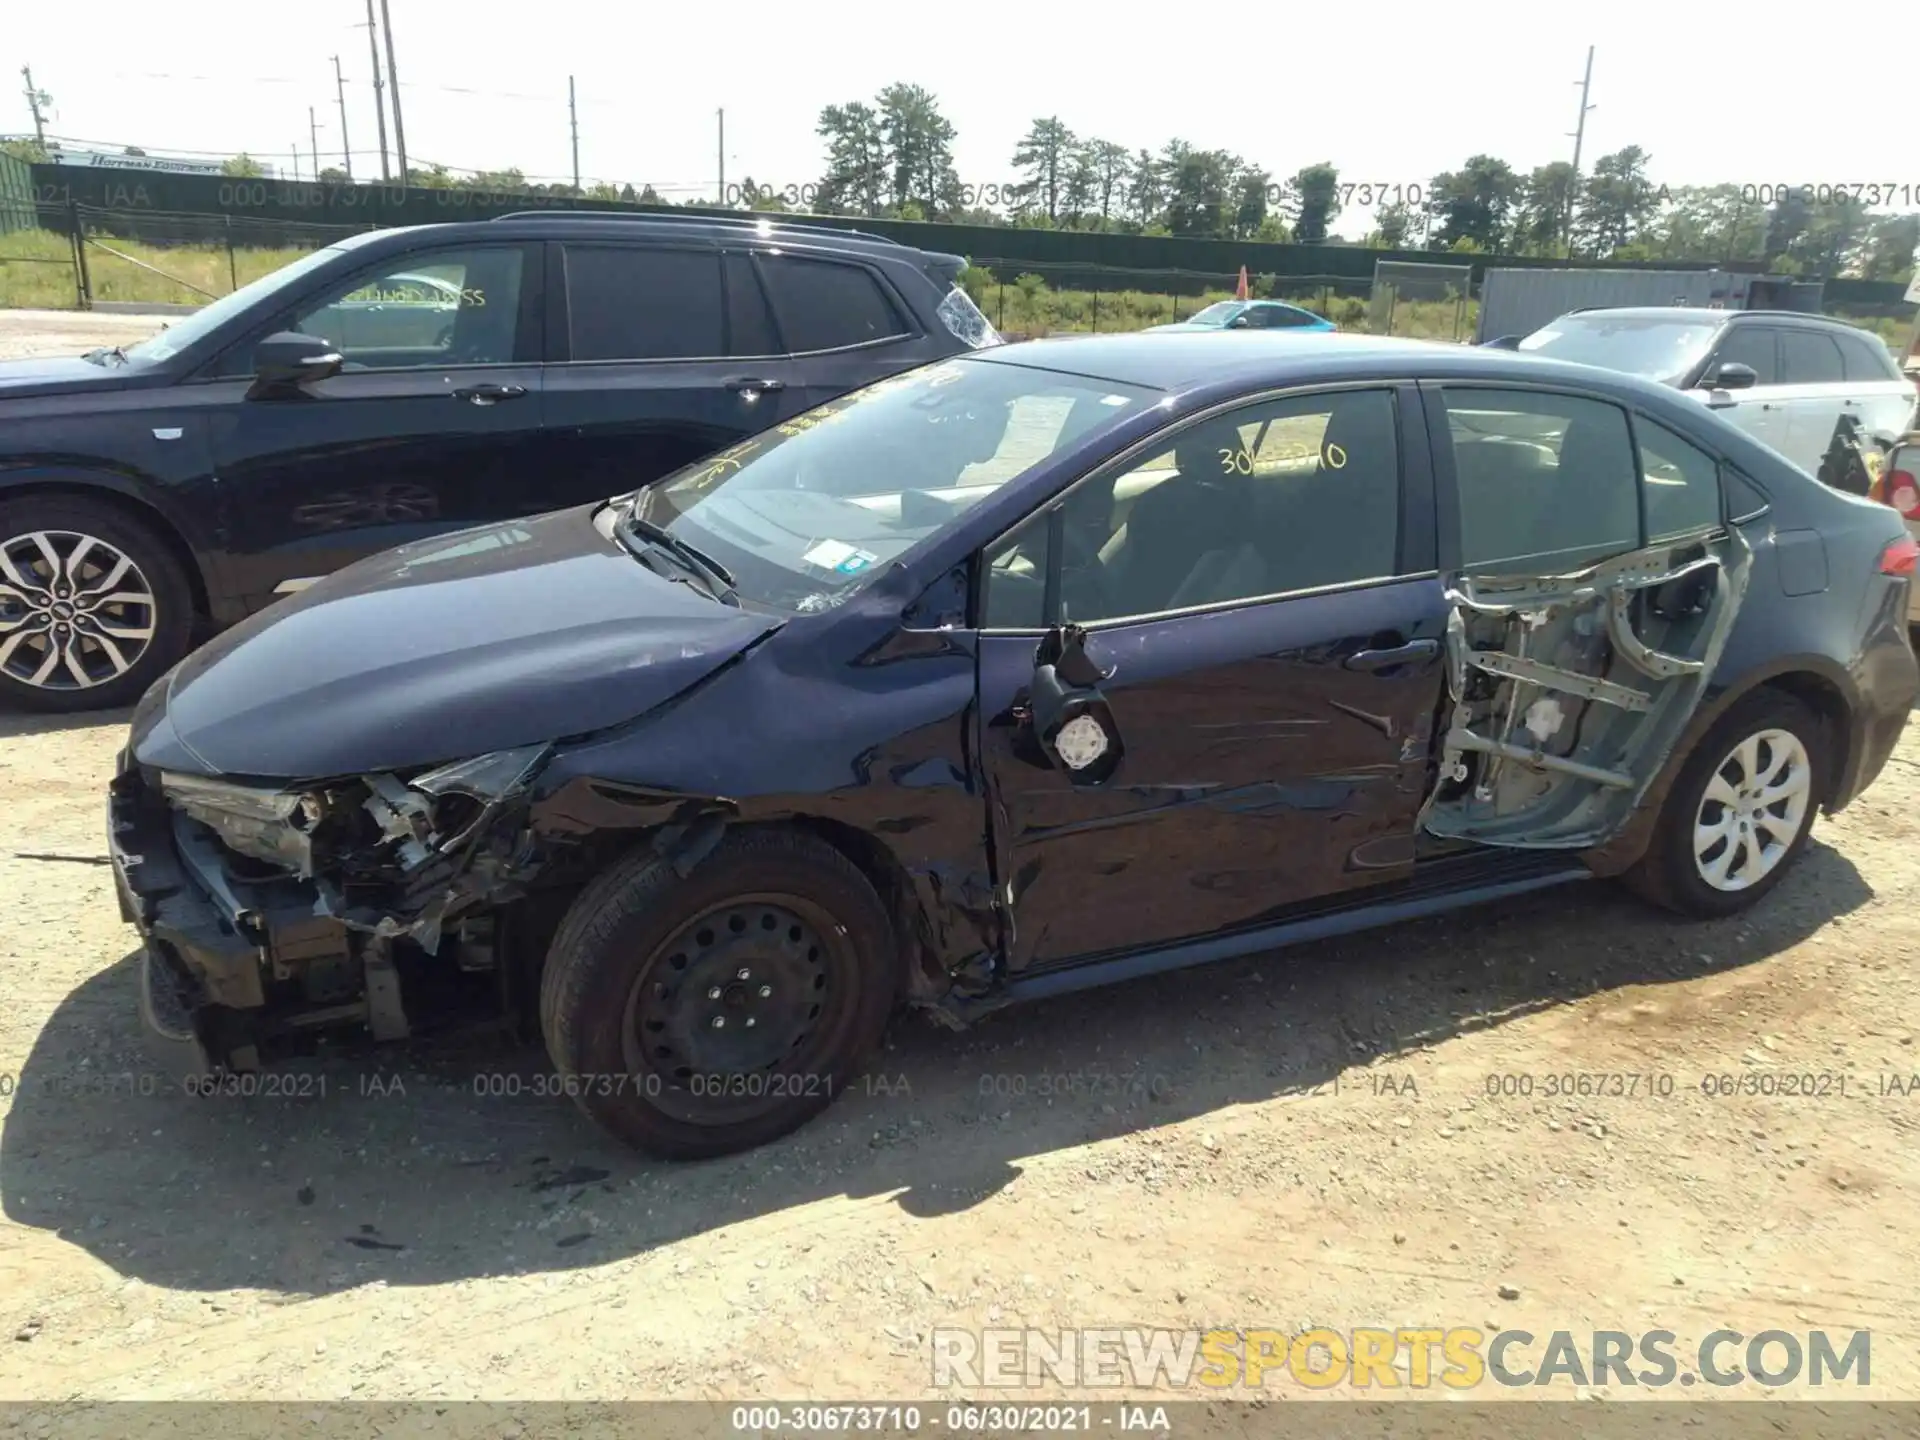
[
  {"x1": 539, "y1": 830, "x2": 897, "y2": 1159},
  {"x1": 0, "y1": 495, "x2": 195, "y2": 713},
  {"x1": 1626, "y1": 690, "x2": 1827, "y2": 918}
]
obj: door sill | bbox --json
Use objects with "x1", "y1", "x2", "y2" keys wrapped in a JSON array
[{"x1": 940, "y1": 850, "x2": 1590, "y2": 1023}]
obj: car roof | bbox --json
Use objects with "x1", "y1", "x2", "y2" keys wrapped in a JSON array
[
  {"x1": 354, "y1": 213, "x2": 939, "y2": 261},
  {"x1": 970, "y1": 329, "x2": 1682, "y2": 398},
  {"x1": 1564, "y1": 305, "x2": 1847, "y2": 330}
]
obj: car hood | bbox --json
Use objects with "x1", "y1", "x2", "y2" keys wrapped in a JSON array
[
  {"x1": 1143, "y1": 322, "x2": 1223, "y2": 333},
  {"x1": 0, "y1": 354, "x2": 134, "y2": 396},
  {"x1": 131, "y1": 503, "x2": 783, "y2": 780}
]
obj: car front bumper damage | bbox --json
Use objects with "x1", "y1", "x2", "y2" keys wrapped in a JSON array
[{"x1": 108, "y1": 748, "x2": 549, "y2": 1069}]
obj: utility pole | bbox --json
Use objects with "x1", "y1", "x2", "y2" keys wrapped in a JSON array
[
  {"x1": 1565, "y1": 45, "x2": 1596, "y2": 254},
  {"x1": 332, "y1": 56, "x2": 353, "y2": 181},
  {"x1": 378, "y1": 0, "x2": 408, "y2": 182},
  {"x1": 716, "y1": 107, "x2": 725, "y2": 206},
  {"x1": 362, "y1": 0, "x2": 390, "y2": 182},
  {"x1": 309, "y1": 108, "x2": 322, "y2": 178},
  {"x1": 20, "y1": 67, "x2": 49, "y2": 148},
  {"x1": 568, "y1": 75, "x2": 580, "y2": 193},
  {"x1": 291, "y1": 147, "x2": 300, "y2": 181}
]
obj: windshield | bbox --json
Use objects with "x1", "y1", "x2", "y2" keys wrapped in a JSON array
[
  {"x1": 125, "y1": 243, "x2": 357, "y2": 363},
  {"x1": 1186, "y1": 302, "x2": 1246, "y2": 327},
  {"x1": 1517, "y1": 314, "x2": 1722, "y2": 382},
  {"x1": 633, "y1": 359, "x2": 1157, "y2": 613}
]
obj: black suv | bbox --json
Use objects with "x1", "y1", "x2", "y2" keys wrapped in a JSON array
[{"x1": 0, "y1": 212, "x2": 999, "y2": 711}]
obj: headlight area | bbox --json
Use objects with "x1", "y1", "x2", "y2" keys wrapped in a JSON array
[{"x1": 138, "y1": 744, "x2": 552, "y2": 1067}]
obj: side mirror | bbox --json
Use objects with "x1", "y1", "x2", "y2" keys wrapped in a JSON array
[
  {"x1": 1704, "y1": 361, "x2": 1758, "y2": 392},
  {"x1": 1226, "y1": 314, "x2": 1252, "y2": 329},
  {"x1": 250, "y1": 331, "x2": 343, "y2": 394},
  {"x1": 1026, "y1": 625, "x2": 1124, "y2": 785},
  {"x1": 1480, "y1": 334, "x2": 1522, "y2": 350}
]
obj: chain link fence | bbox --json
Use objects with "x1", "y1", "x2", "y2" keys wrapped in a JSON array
[
  {"x1": 1367, "y1": 259, "x2": 1474, "y2": 340},
  {"x1": 0, "y1": 203, "x2": 371, "y2": 311}
]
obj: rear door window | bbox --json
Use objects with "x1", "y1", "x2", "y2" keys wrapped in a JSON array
[
  {"x1": 1779, "y1": 330, "x2": 1845, "y2": 385},
  {"x1": 756, "y1": 255, "x2": 911, "y2": 353},
  {"x1": 563, "y1": 246, "x2": 723, "y2": 361},
  {"x1": 1635, "y1": 417, "x2": 1722, "y2": 540},
  {"x1": 722, "y1": 253, "x2": 780, "y2": 358},
  {"x1": 1441, "y1": 388, "x2": 1640, "y2": 569}
]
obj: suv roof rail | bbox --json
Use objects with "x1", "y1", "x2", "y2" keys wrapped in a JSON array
[{"x1": 485, "y1": 208, "x2": 906, "y2": 247}]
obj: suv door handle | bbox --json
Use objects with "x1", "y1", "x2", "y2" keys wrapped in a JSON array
[
  {"x1": 1343, "y1": 639, "x2": 1439, "y2": 671},
  {"x1": 452, "y1": 383, "x2": 528, "y2": 406},
  {"x1": 723, "y1": 376, "x2": 786, "y2": 394}
]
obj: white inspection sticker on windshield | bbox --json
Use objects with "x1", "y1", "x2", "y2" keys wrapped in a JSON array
[{"x1": 803, "y1": 539, "x2": 879, "y2": 575}]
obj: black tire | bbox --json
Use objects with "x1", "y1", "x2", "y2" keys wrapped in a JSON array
[
  {"x1": 136, "y1": 945, "x2": 215, "y2": 1085},
  {"x1": 1625, "y1": 689, "x2": 1828, "y2": 918},
  {"x1": 539, "y1": 829, "x2": 897, "y2": 1159},
  {"x1": 0, "y1": 493, "x2": 196, "y2": 713}
]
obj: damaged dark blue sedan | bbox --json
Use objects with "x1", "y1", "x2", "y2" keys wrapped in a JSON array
[{"x1": 109, "y1": 332, "x2": 1919, "y2": 1157}]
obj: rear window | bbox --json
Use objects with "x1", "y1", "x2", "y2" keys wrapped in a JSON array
[
  {"x1": 1832, "y1": 326, "x2": 1899, "y2": 383},
  {"x1": 758, "y1": 255, "x2": 910, "y2": 352}
]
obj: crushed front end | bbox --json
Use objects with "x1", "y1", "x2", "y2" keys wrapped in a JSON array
[{"x1": 108, "y1": 745, "x2": 550, "y2": 1069}]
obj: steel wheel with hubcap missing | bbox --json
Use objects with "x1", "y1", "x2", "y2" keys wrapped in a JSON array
[
  {"x1": 0, "y1": 529, "x2": 158, "y2": 692},
  {"x1": 540, "y1": 829, "x2": 897, "y2": 1159},
  {"x1": 622, "y1": 893, "x2": 858, "y2": 1128},
  {"x1": 1693, "y1": 728, "x2": 1812, "y2": 892}
]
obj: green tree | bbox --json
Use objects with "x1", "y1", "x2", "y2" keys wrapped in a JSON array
[
  {"x1": 221, "y1": 153, "x2": 266, "y2": 178},
  {"x1": 1636, "y1": 184, "x2": 1766, "y2": 264},
  {"x1": 877, "y1": 82, "x2": 960, "y2": 218},
  {"x1": 1231, "y1": 165, "x2": 1270, "y2": 239},
  {"x1": 1573, "y1": 146, "x2": 1659, "y2": 257},
  {"x1": 317, "y1": 166, "x2": 348, "y2": 183},
  {"x1": 1083, "y1": 140, "x2": 1131, "y2": 230},
  {"x1": 1860, "y1": 213, "x2": 1920, "y2": 282},
  {"x1": 1788, "y1": 196, "x2": 1873, "y2": 276},
  {"x1": 1287, "y1": 162, "x2": 1341, "y2": 244},
  {"x1": 1513, "y1": 161, "x2": 1577, "y2": 256},
  {"x1": 1125, "y1": 148, "x2": 1164, "y2": 228},
  {"x1": 1370, "y1": 200, "x2": 1415, "y2": 249},
  {"x1": 1, "y1": 138, "x2": 49, "y2": 162},
  {"x1": 1164, "y1": 144, "x2": 1234, "y2": 237},
  {"x1": 1426, "y1": 155, "x2": 1520, "y2": 250},
  {"x1": 1010, "y1": 117, "x2": 1075, "y2": 224},
  {"x1": 815, "y1": 101, "x2": 888, "y2": 216}
]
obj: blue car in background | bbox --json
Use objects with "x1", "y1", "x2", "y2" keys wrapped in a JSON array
[{"x1": 1148, "y1": 299, "x2": 1336, "y2": 333}]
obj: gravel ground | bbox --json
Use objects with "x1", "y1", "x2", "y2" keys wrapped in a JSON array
[{"x1": 1, "y1": 311, "x2": 1918, "y2": 1409}]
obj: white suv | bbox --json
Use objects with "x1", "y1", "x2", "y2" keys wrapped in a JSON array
[{"x1": 1515, "y1": 308, "x2": 1918, "y2": 477}]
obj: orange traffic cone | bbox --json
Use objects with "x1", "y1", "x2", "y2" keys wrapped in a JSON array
[{"x1": 1235, "y1": 265, "x2": 1250, "y2": 300}]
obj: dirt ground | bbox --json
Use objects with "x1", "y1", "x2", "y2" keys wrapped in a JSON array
[{"x1": 2, "y1": 308, "x2": 1919, "y2": 1410}]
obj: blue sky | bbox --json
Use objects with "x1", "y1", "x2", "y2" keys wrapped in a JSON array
[{"x1": 12, "y1": 0, "x2": 1918, "y2": 231}]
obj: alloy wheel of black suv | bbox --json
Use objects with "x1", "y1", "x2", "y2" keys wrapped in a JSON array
[{"x1": 0, "y1": 494, "x2": 195, "y2": 711}]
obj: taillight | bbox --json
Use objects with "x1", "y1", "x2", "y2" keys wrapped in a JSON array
[
  {"x1": 1887, "y1": 469, "x2": 1920, "y2": 520},
  {"x1": 1879, "y1": 536, "x2": 1919, "y2": 576}
]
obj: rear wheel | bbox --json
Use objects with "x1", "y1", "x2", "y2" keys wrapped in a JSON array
[
  {"x1": 0, "y1": 495, "x2": 195, "y2": 712},
  {"x1": 539, "y1": 830, "x2": 897, "y2": 1159},
  {"x1": 1626, "y1": 690, "x2": 1827, "y2": 918}
]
